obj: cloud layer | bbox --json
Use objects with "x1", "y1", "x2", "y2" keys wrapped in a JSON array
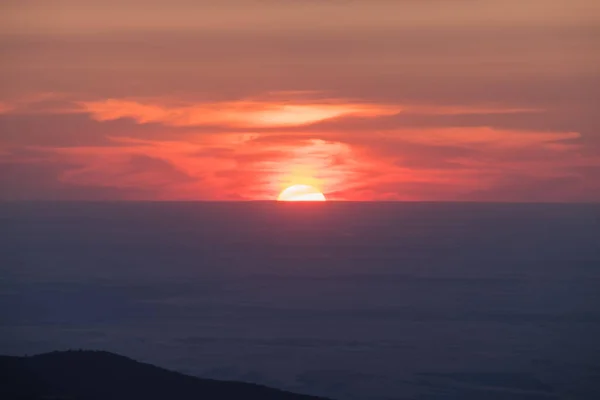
[{"x1": 0, "y1": 1, "x2": 598, "y2": 201}]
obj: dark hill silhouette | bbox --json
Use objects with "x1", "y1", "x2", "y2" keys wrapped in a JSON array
[{"x1": 0, "y1": 350, "x2": 333, "y2": 400}]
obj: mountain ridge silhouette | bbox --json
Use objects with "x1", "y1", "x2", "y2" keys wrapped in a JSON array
[{"x1": 0, "y1": 350, "x2": 334, "y2": 400}]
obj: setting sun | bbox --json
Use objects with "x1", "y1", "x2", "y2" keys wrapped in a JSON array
[{"x1": 277, "y1": 185, "x2": 327, "y2": 201}]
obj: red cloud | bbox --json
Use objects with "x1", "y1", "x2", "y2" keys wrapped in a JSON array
[{"x1": 1, "y1": 91, "x2": 597, "y2": 201}]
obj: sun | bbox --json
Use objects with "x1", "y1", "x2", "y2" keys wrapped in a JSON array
[{"x1": 277, "y1": 184, "x2": 327, "y2": 201}]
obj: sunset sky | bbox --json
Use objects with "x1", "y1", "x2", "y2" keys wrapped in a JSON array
[{"x1": 1, "y1": 0, "x2": 599, "y2": 201}]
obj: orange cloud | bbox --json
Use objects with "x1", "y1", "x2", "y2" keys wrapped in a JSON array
[
  {"x1": 78, "y1": 98, "x2": 400, "y2": 128},
  {"x1": 76, "y1": 96, "x2": 544, "y2": 129},
  {"x1": 1, "y1": 92, "x2": 545, "y2": 133}
]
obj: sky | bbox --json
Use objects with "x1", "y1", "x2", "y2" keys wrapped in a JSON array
[{"x1": 1, "y1": 0, "x2": 599, "y2": 201}]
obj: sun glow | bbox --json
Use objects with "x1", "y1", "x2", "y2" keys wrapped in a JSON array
[{"x1": 277, "y1": 185, "x2": 327, "y2": 201}]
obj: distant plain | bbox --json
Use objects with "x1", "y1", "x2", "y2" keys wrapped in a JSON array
[{"x1": 1, "y1": 202, "x2": 599, "y2": 399}]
